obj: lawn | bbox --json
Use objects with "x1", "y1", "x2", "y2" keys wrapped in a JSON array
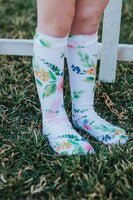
[{"x1": 0, "y1": 0, "x2": 133, "y2": 199}]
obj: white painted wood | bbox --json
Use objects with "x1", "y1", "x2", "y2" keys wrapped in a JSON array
[
  {"x1": 117, "y1": 44, "x2": 133, "y2": 61},
  {"x1": 1, "y1": 39, "x2": 133, "y2": 62},
  {"x1": 98, "y1": 43, "x2": 133, "y2": 61},
  {"x1": 99, "y1": 0, "x2": 123, "y2": 83},
  {"x1": 0, "y1": 38, "x2": 102, "y2": 57},
  {"x1": 0, "y1": 38, "x2": 33, "y2": 56}
]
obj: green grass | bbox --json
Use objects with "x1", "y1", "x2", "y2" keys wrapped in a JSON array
[{"x1": 0, "y1": 0, "x2": 133, "y2": 199}]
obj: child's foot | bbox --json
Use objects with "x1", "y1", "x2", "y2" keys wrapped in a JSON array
[
  {"x1": 43, "y1": 112, "x2": 94, "y2": 155},
  {"x1": 72, "y1": 109, "x2": 129, "y2": 145}
]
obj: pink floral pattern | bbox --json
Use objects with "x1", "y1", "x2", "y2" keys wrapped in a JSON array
[
  {"x1": 67, "y1": 41, "x2": 86, "y2": 49},
  {"x1": 58, "y1": 78, "x2": 63, "y2": 93}
]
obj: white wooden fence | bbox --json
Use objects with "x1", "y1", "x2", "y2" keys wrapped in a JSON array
[{"x1": 0, "y1": 0, "x2": 133, "y2": 83}]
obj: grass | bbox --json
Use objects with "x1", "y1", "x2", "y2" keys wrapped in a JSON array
[{"x1": 0, "y1": 0, "x2": 133, "y2": 199}]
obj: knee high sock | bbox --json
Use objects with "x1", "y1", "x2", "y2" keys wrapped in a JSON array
[
  {"x1": 32, "y1": 30, "x2": 94, "y2": 155},
  {"x1": 67, "y1": 33, "x2": 129, "y2": 145}
]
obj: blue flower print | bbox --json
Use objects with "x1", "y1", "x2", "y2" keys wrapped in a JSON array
[
  {"x1": 81, "y1": 137, "x2": 86, "y2": 141},
  {"x1": 71, "y1": 65, "x2": 81, "y2": 74},
  {"x1": 103, "y1": 135, "x2": 111, "y2": 142},
  {"x1": 61, "y1": 70, "x2": 64, "y2": 77},
  {"x1": 71, "y1": 64, "x2": 86, "y2": 75},
  {"x1": 83, "y1": 119, "x2": 88, "y2": 125}
]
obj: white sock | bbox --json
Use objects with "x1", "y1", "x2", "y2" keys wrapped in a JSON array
[
  {"x1": 67, "y1": 33, "x2": 129, "y2": 145},
  {"x1": 32, "y1": 30, "x2": 94, "y2": 155}
]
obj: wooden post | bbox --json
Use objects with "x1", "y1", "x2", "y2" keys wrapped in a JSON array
[{"x1": 99, "y1": 0, "x2": 123, "y2": 83}]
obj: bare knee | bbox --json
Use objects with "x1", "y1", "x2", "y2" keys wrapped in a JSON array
[
  {"x1": 48, "y1": 15, "x2": 75, "y2": 37},
  {"x1": 71, "y1": 1, "x2": 108, "y2": 35},
  {"x1": 37, "y1": 0, "x2": 75, "y2": 37}
]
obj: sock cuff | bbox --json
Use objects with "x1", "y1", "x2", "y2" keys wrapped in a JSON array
[
  {"x1": 67, "y1": 33, "x2": 98, "y2": 48},
  {"x1": 34, "y1": 29, "x2": 68, "y2": 48}
]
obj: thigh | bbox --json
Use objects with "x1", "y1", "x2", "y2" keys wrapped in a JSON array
[
  {"x1": 37, "y1": 0, "x2": 76, "y2": 37},
  {"x1": 75, "y1": 0, "x2": 109, "y2": 17}
]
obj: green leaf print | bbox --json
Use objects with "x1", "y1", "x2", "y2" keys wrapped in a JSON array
[
  {"x1": 73, "y1": 109, "x2": 81, "y2": 113},
  {"x1": 36, "y1": 79, "x2": 43, "y2": 86},
  {"x1": 101, "y1": 125, "x2": 116, "y2": 132},
  {"x1": 32, "y1": 52, "x2": 35, "y2": 61},
  {"x1": 34, "y1": 63, "x2": 40, "y2": 70},
  {"x1": 78, "y1": 51, "x2": 91, "y2": 68},
  {"x1": 73, "y1": 90, "x2": 86, "y2": 99},
  {"x1": 78, "y1": 50, "x2": 95, "y2": 68},
  {"x1": 89, "y1": 121, "x2": 95, "y2": 125},
  {"x1": 77, "y1": 50, "x2": 83, "y2": 58},
  {"x1": 74, "y1": 108, "x2": 88, "y2": 114},
  {"x1": 69, "y1": 34, "x2": 76, "y2": 38},
  {"x1": 77, "y1": 46, "x2": 85, "y2": 48},
  {"x1": 93, "y1": 54, "x2": 98, "y2": 59},
  {"x1": 120, "y1": 135, "x2": 127, "y2": 139},
  {"x1": 68, "y1": 140, "x2": 79, "y2": 146},
  {"x1": 57, "y1": 134, "x2": 80, "y2": 141},
  {"x1": 81, "y1": 109, "x2": 88, "y2": 113},
  {"x1": 61, "y1": 151, "x2": 68, "y2": 155},
  {"x1": 49, "y1": 81, "x2": 56, "y2": 84},
  {"x1": 100, "y1": 125, "x2": 110, "y2": 132},
  {"x1": 60, "y1": 52, "x2": 64, "y2": 58},
  {"x1": 49, "y1": 70, "x2": 56, "y2": 81},
  {"x1": 34, "y1": 32, "x2": 39, "y2": 39},
  {"x1": 94, "y1": 124, "x2": 116, "y2": 132},
  {"x1": 40, "y1": 39, "x2": 52, "y2": 47},
  {"x1": 52, "y1": 142, "x2": 60, "y2": 148},
  {"x1": 92, "y1": 86, "x2": 95, "y2": 93},
  {"x1": 84, "y1": 54, "x2": 89, "y2": 62},
  {"x1": 39, "y1": 58, "x2": 61, "y2": 76},
  {"x1": 72, "y1": 146, "x2": 85, "y2": 154},
  {"x1": 91, "y1": 59, "x2": 95, "y2": 68},
  {"x1": 42, "y1": 84, "x2": 57, "y2": 98},
  {"x1": 32, "y1": 55, "x2": 40, "y2": 70},
  {"x1": 83, "y1": 77, "x2": 94, "y2": 83}
]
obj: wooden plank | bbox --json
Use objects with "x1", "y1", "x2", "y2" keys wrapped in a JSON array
[
  {"x1": 99, "y1": 0, "x2": 123, "y2": 83},
  {"x1": 98, "y1": 43, "x2": 133, "y2": 61},
  {"x1": 117, "y1": 44, "x2": 133, "y2": 61},
  {"x1": 0, "y1": 39, "x2": 133, "y2": 62},
  {"x1": 0, "y1": 38, "x2": 33, "y2": 56},
  {"x1": 0, "y1": 38, "x2": 102, "y2": 57}
]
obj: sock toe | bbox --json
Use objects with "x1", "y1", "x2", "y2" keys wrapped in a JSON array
[
  {"x1": 44, "y1": 123, "x2": 94, "y2": 155},
  {"x1": 50, "y1": 140, "x2": 94, "y2": 155},
  {"x1": 102, "y1": 134, "x2": 129, "y2": 145},
  {"x1": 73, "y1": 117, "x2": 129, "y2": 146}
]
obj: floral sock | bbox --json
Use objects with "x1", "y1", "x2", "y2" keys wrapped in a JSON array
[
  {"x1": 67, "y1": 33, "x2": 129, "y2": 145},
  {"x1": 32, "y1": 30, "x2": 94, "y2": 155}
]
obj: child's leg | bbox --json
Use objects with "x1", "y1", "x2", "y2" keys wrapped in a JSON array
[
  {"x1": 32, "y1": 0, "x2": 94, "y2": 155},
  {"x1": 67, "y1": 0, "x2": 129, "y2": 145},
  {"x1": 37, "y1": 0, "x2": 76, "y2": 37}
]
